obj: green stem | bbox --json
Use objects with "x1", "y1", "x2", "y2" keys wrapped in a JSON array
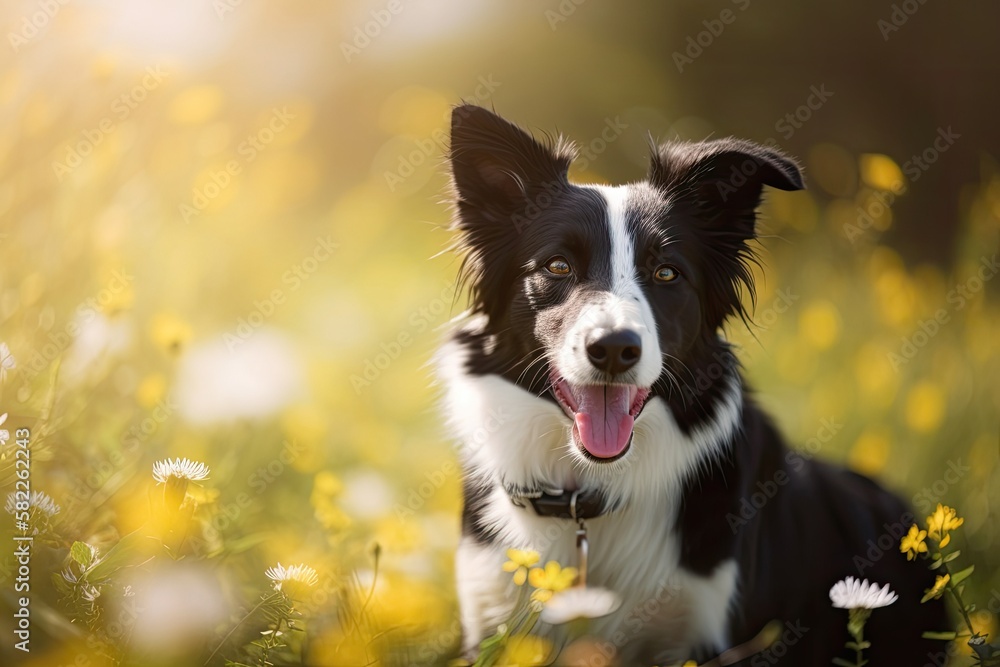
[
  {"x1": 203, "y1": 592, "x2": 283, "y2": 666},
  {"x1": 516, "y1": 609, "x2": 541, "y2": 639},
  {"x1": 258, "y1": 616, "x2": 286, "y2": 667},
  {"x1": 939, "y1": 560, "x2": 976, "y2": 636},
  {"x1": 846, "y1": 608, "x2": 870, "y2": 667},
  {"x1": 496, "y1": 584, "x2": 534, "y2": 639}
]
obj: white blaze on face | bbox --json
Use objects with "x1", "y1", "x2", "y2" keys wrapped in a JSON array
[{"x1": 555, "y1": 184, "x2": 662, "y2": 389}]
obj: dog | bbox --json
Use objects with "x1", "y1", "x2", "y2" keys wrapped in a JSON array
[{"x1": 437, "y1": 104, "x2": 945, "y2": 665}]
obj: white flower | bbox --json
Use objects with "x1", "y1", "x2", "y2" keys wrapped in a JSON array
[
  {"x1": 61, "y1": 314, "x2": 133, "y2": 385},
  {"x1": 174, "y1": 330, "x2": 304, "y2": 425},
  {"x1": 0, "y1": 342, "x2": 15, "y2": 382},
  {"x1": 130, "y1": 564, "x2": 228, "y2": 655},
  {"x1": 0, "y1": 412, "x2": 8, "y2": 445},
  {"x1": 540, "y1": 586, "x2": 621, "y2": 624},
  {"x1": 829, "y1": 576, "x2": 898, "y2": 610},
  {"x1": 265, "y1": 562, "x2": 319, "y2": 591},
  {"x1": 5, "y1": 490, "x2": 61, "y2": 517},
  {"x1": 152, "y1": 457, "x2": 210, "y2": 483}
]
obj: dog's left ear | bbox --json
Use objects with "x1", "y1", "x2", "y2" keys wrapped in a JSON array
[
  {"x1": 648, "y1": 138, "x2": 804, "y2": 237},
  {"x1": 649, "y1": 139, "x2": 804, "y2": 329}
]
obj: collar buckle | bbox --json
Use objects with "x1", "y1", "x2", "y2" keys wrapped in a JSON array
[{"x1": 518, "y1": 488, "x2": 606, "y2": 520}]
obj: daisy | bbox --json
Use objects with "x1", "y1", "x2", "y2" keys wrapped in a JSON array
[
  {"x1": 153, "y1": 457, "x2": 210, "y2": 510},
  {"x1": 831, "y1": 576, "x2": 898, "y2": 667},
  {"x1": 265, "y1": 562, "x2": 319, "y2": 592},
  {"x1": 5, "y1": 490, "x2": 61, "y2": 517},
  {"x1": 152, "y1": 457, "x2": 210, "y2": 483},
  {"x1": 829, "y1": 576, "x2": 898, "y2": 609},
  {"x1": 502, "y1": 548, "x2": 540, "y2": 586},
  {"x1": 540, "y1": 586, "x2": 621, "y2": 624}
]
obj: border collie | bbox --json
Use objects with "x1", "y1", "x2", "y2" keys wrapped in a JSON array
[{"x1": 437, "y1": 104, "x2": 944, "y2": 665}]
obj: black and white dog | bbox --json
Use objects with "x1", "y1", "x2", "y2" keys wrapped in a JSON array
[{"x1": 437, "y1": 105, "x2": 944, "y2": 665}]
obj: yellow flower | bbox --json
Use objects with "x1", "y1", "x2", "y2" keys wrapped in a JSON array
[
  {"x1": 500, "y1": 635, "x2": 553, "y2": 666},
  {"x1": 924, "y1": 574, "x2": 950, "y2": 601},
  {"x1": 150, "y1": 312, "x2": 193, "y2": 355},
  {"x1": 528, "y1": 561, "x2": 577, "y2": 602},
  {"x1": 502, "y1": 548, "x2": 540, "y2": 586},
  {"x1": 900, "y1": 524, "x2": 928, "y2": 561},
  {"x1": 926, "y1": 504, "x2": 964, "y2": 548}
]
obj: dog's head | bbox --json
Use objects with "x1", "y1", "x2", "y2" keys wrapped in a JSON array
[{"x1": 448, "y1": 105, "x2": 803, "y2": 464}]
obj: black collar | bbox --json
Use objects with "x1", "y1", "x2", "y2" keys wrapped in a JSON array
[{"x1": 509, "y1": 488, "x2": 608, "y2": 520}]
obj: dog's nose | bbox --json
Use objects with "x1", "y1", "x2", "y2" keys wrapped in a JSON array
[{"x1": 586, "y1": 329, "x2": 642, "y2": 375}]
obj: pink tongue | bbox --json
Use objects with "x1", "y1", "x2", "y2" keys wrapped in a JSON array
[{"x1": 571, "y1": 384, "x2": 635, "y2": 458}]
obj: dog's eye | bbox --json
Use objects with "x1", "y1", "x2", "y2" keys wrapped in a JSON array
[
  {"x1": 654, "y1": 265, "x2": 680, "y2": 283},
  {"x1": 545, "y1": 257, "x2": 572, "y2": 276}
]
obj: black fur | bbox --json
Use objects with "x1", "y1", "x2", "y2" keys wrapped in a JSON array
[{"x1": 447, "y1": 104, "x2": 946, "y2": 665}]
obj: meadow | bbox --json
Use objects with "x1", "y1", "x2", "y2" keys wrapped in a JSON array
[{"x1": 0, "y1": 2, "x2": 998, "y2": 665}]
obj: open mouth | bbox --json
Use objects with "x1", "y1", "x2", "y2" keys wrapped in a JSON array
[{"x1": 551, "y1": 373, "x2": 651, "y2": 461}]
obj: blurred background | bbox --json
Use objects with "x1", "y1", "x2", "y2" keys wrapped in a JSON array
[{"x1": 0, "y1": 1, "x2": 997, "y2": 665}]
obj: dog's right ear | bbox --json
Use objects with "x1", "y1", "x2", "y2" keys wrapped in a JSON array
[
  {"x1": 447, "y1": 105, "x2": 573, "y2": 323},
  {"x1": 448, "y1": 104, "x2": 573, "y2": 220}
]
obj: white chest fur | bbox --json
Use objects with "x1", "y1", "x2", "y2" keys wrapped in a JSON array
[
  {"x1": 456, "y1": 508, "x2": 738, "y2": 662},
  {"x1": 437, "y1": 326, "x2": 743, "y2": 661}
]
